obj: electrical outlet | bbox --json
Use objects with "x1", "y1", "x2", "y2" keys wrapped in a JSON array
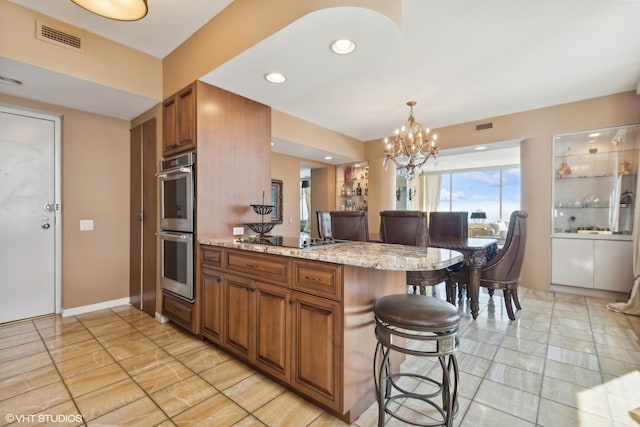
[
  {"x1": 233, "y1": 226, "x2": 244, "y2": 236},
  {"x1": 80, "y1": 219, "x2": 94, "y2": 231}
]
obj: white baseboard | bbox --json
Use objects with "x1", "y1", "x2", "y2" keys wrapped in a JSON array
[
  {"x1": 155, "y1": 312, "x2": 170, "y2": 323},
  {"x1": 61, "y1": 297, "x2": 131, "y2": 317}
]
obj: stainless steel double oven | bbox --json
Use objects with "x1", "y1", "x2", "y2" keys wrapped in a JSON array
[{"x1": 156, "y1": 152, "x2": 195, "y2": 302}]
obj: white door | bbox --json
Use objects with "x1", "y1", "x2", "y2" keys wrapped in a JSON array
[{"x1": 0, "y1": 107, "x2": 60, "y2": 323}]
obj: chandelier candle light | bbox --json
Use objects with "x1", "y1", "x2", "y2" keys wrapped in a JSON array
[{"x1": 383, "y1": 101, "x2": 439, "y2": 180}]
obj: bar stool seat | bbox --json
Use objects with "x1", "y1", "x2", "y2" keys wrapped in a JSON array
[{"x1": 373, "y1": 294, "x2": 460, "y2": 427}]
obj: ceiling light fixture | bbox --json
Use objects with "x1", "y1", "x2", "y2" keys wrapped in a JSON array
[
  {"x1": 0, "y1": 76, "x2": 23, "y2": 86},
  {"x1": 330, "y1": 39, "x2": 356, "y2": 55},
  {"x1": 70, "y1": 0, "x2": 148, "y2": 21},
  {"x1": 264, "y1": 72, "x2": 286, "y2": 84},
  {"x1": 475, "y1": 146, "x2": 487, "y2": 151},
  {"x1": 324, "y1": 156, "x2": 333, "y2": 160},
  {"x1": 383, "y1": 101, "x2": 439, "y2": 180}
]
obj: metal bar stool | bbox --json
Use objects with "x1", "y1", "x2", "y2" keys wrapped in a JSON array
[{"x1": 373, "y1": 294, "x2": 460, "y2": 427}]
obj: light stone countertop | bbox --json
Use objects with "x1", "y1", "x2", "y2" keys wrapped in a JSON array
[{"x1": 199, "y1": 237, "x2": 463, "y2": 271}]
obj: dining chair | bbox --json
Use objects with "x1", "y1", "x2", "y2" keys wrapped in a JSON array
[
  {"x1": 330, "y1": 210, "x2": 369, "y2": 241},
  {"x1": 316, "y1": 211, "x2": 332, "y2": 239},
  {"x1": 429, "y1": 211, "x2": 469, "y2": 300},
  {"x1": 379, "y1": 210, "x2": 447, "y2": 296},
  {"x1": 479, "y1": 210, "x2": 528, "y2": 320}
]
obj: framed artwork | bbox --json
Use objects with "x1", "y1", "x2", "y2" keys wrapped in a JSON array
[{"x1": 271, "y1": 179, "x2": 283, "y2": 224}]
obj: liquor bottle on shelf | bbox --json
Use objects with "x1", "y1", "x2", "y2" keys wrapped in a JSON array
[
  {"x1": 364, "y1": 183, "x2": 368, "y2": 196},
  {"x1": 356, "y1": 182, "x2": 362, "y2": 196}
]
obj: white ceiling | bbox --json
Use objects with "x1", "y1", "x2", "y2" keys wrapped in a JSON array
[{"x1": 3, "y1": 0, "x2": 640, "y2": 164}]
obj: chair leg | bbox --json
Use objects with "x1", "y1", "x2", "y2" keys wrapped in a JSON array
[
  {"x1": 503, "y1": 289, "x2": 515, "y2": 320},
  {"x1": 512, "y1": 287, "x2": 522, "y2": 310},
  {"x1": 446, "y1": 280, "x2": 456, "y2": 305},
  {"x1": 488, "y1": 289, "x2": 495, "y2": 298}
]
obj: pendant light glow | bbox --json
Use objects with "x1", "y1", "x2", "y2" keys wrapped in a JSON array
[{"x1": 70, "y1": 0, "x2": 148, "y2": 21}]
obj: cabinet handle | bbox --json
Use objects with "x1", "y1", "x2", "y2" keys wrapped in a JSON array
[
  {"x1": 289, "y1": 298, "x2": 296, "y2": 304},
  {"x1": 215, "y1": 276, "x2": 221, "y2": 283},
  {"x1": 246, "y1": 263, "x2": 258, "y2": 269},
  {"x1": 304, "y1": 275, "x2": 321, "y2": 282}
]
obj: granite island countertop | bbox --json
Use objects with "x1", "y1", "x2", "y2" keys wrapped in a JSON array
[{"x1": 199, "y1": 237, "x2": 463, "y2": 271}]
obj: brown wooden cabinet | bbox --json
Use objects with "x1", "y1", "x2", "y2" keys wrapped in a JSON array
[
  {"x1": 162, "y1": 82, "x2": 196, "y2": 157},
  {"x1": 198, "y1": 244, "x2": 404, "y2": 423},
  {"x1": 201, "y1": 268, "x2": 223, "y2": 345},
  {"x1": 162, "y1": 291, "x2": 194, "y2": 332},
  {"x1": 290, "y1": 290, "x2": 342, "y2": 411},
  {"x1": 223, "y1": 273, "x2": 291, "y2": 383}
]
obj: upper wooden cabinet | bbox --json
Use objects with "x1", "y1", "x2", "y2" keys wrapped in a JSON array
[{"x1": 162, "y1": 83, "x2": 196, "y2": 157}]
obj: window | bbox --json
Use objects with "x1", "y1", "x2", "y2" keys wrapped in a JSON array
[{"x1": 437, "y1": 167, "x2": 520, "y2": 222}]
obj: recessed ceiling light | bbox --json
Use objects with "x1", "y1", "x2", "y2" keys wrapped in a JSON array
[
  {"x1": 588, "y1": 133, "x2": 600, "y2": 137},
  {"x1": 330, "y1": 39, "x2": 356, "y2": 55},
  {"x1": 264, "y1": 72, "x2": 286, "y2": 84},
  {"x1": 0, "y1": 76, "x2": 23, "y2": 86},
  {"x1": 474, "y1": 146, "x2": 487, "y2": 151},
  {"x1": 324, "y1": 156, "x2": 333, "y2": 160}
]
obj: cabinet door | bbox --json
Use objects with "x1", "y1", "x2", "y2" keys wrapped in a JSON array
[
  {"x1": 202, "y1": 268, "x2": 223, "y2": 345},
  {"x1": 176, "y1": 84, "x2": 196, "y2": 152},
  {"x1": 291, "y1": 291, "x2": 342, "y2": 411},
  {"x1": 594, "y1": 240, "x2": 633, "y2": 292},
  {"x1": 162, "y1": 97, "x2": 177, "y2": 155},
  {"x1": 224, "y1": 274, "x2": 254, "y2": 360},
  {"x1": 551, "y1": 238, "x2": 594, "y2": 288},
  {"x1": 254, "y1": 281, "x2": 290, "y2": 383}
]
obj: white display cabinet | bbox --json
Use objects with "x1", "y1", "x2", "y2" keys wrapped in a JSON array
[{"x1": 551, "y1": 124, "x2": 639, "y2": 293}]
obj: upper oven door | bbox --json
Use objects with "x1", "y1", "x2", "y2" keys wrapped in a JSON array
[{"x1": 157, "y1": 165, "x2": 194, "y2": 232}]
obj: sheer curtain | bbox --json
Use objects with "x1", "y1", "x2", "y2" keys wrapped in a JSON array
[
  {"x1": 608, "y1": 151, "x2": 640, "y2": 315},
  {"x1": 420, "y1": 174, "x2": 441, "y2": 219}
]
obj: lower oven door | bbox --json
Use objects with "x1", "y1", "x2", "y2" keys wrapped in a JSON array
[{"x1": 158, "y1": 231, "x2": 194, "y2": 302}]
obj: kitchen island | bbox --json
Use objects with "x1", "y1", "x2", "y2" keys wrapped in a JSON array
[{"x1": 195, "y1": 237, "x2": 462, "y2": 423}]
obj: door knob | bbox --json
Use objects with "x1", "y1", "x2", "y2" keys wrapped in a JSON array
[{"x1": 41, "y1": 218, "x2": 50, "y2": 229}]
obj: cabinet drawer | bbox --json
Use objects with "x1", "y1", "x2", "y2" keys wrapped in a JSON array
[
  {"x1": 225, "y1": 250, "x2": 290, "y2": 285},
  {"x1": 162, "y1": 291, "x2": 194, "y2": 329},
  {"x1": 293, "y1": 260, "x2": 343, "y2": 301},
  {"x1": 202, "y1": 246, "x2": 223, "y2": 269}
]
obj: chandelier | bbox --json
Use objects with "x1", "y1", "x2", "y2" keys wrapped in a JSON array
[{"x1": 383, "y1": 101, "x2": 439, "y2": 180}]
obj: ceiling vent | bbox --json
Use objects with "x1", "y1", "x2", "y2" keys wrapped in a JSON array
[
  {"x1": 36, "y1": 20, "x2": 85, "y2": 52},
  {"x1": 475, "y1": 122, "x2": 493, "y2": 131}
]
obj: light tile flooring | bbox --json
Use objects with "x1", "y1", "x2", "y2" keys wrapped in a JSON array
[{"x1": 0, "y1": 287, "x2": 639, "y2": 426}]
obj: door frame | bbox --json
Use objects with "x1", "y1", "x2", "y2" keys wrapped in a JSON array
[{"x1": 0, "y1": 104, "x2": 62, "y2": 315}]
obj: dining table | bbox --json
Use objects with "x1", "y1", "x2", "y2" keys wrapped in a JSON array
[{"x1": 430, "y1": 237, "x2": 499, "y2": 319}]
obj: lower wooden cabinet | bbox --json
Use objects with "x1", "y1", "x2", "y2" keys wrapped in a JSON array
[
  {"x1": 290, "y1": 290, "x2": 342, "y2": 411},
  {"x1": 201, "y1": 268, "x2": 223, "y2": 345},
  {"x1": 162, "y1": 291, "x2": 194, "y2": 333},
  {"x1": 223, "y1": 274, "x2": 291, "y2": 383},
  {"x1": 198, "y1": 245, "x2": 396, "y2": 423}
]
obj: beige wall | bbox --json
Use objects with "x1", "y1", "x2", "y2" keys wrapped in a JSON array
[
  {"x1": 271, "y1": 152, "x2": 335, "y2": 238},
  {"x1": 1, "y1": 0, "x2": 161, "y2": 100},
  {"x1": 364, "y1": 91, "x2": 640, "y2": 291},
  {"x1": 0, "y1": 93, "x2": 131, "y2": 309}
]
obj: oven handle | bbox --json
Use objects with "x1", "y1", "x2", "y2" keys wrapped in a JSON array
[
  {"x1": 156, "y1": 231, "x2": 193, "y2": 241},
  {"x1": 155, "y1": 166, "x2": 192, "y2": 178}
]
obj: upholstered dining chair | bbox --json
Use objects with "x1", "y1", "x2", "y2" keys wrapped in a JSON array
[
  {"x1": 379, "y1": 210, "x2": 447, "y2": 296},
  {"x1": 330, "y1": 210, "x2": 369, "y2": 241},
  {"x1": 479, "y1": 210, "x2": 528, "y2": 320},
  {"x1": 316, "y1": 211, "x2": 332, "y2": 239},
  {"x1": 429, "y1": 211, "x2": 469, "y2": 300}
]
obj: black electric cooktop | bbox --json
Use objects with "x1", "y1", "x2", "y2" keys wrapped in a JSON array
[{"x1": 238, "y1": 235, "x2": 347, "y2": 249}]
